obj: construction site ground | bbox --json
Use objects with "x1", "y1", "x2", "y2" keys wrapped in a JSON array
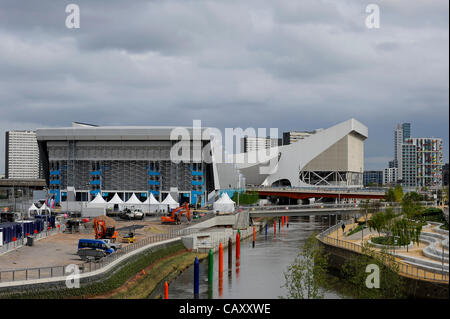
[{"x1": 0, "y1": 215, "x2": 192, "y2": 271}]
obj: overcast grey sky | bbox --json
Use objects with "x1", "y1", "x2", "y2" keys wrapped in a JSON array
[{"x1": 0, "y1": 0, "x2": 448, "y2": 173}]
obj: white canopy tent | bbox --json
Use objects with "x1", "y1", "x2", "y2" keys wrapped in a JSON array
[
  {"x1": 28, "y1": 203, "x2": 40, "y2": 216},
  {"x1": 106, "y1": 193, "x2": 124, "y2": 212},
  {"x1": 108, "y1": 193, "x2": 124, "y2": 205},
  {"x1": 39, "y1": 203, "x2": 52, "y2": 214},
  {"x1": 161, "y1": 193, "x2": 179, "y2": 210},
  {"x1": 213, "y1": 192, "x2": 235, "y2": 213},
  {"x1": 125, "y1": 193, "x2": 143, "y2": 204},
  {"x1": 82, "y1": 193, "x2": 107, "y2": 217},
  {"x1": 123, "y1": 193, "x2": 145, "y2": 210},
  {"x1": 142, "y1": 193, "x2": 162, "y2": 213},
  {"x1": 87, "y1": 193, "x2": 107, "y2": 207}
]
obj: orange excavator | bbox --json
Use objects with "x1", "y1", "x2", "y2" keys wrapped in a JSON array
[
  {"x1": 161, "y1": 203, "x2": 191, "y2": 225},
  {"x1": 93, "y1": 217, "x2": 118, "y2": 242}
]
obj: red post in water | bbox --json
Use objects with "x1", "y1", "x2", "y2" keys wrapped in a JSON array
[
  {"x1": 274, "y1": 220, "x2": 276, "y2": 234},
  {"x1": 219, "y1": 270, "x2": 223, "y2": 297},
  {"x1": 252, "y1": 225, "x2": 256, "y2": 248},
  {"x1": 236, "y1": 232, "x2": 240, "y2": 260},
  {"x1": 282, "y1": 216, "x2": 284, "y2": 227},
  {"x1": 164, "y1": 281, "x2": 168, "y2": 299},
  {"x1": 219, "y1": 242, "x2": 223, "y2": 273}
]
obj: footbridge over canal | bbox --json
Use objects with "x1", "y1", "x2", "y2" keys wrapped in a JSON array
[
  {"x1": 246, "y1": 186, "x2": 386, "y2": 200},
  {"x1": 245, "y1": 202, "x2": 436, "y2": 218}
]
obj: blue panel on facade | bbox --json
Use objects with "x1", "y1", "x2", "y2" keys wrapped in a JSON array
[
  {"x1": 90, "y1": 170, "x2": 102, "y2": 176},
  {"x1": 102, "y1": 192, "x2": 109, "y2": 196},
  {"x1": 149, "y1": 190, "x2": 160, "y2": 195},
  {"x1": 50, "y1": 170, "x2": 60, "y2": 175},
  {"x1": 148, "y1": 180, "x2": 160, "y2": 185},
  {"x1": 90, "y1": 190, "x2": 100, "y2": 195},
  {"x1": 191, "y1": 170, "x2": 203, "y2": 176},
  {"x1": 191, "y1": 180, "x2": 204, "y2": 186},
  {"x1": 90, "y1": 180, "x2": 101, "y2": 185},
  {"x1": 50, "y1": 180, "x2": 60, "y2": 185},
  {"x1": 148, "y1": 171, "x2": 161, "y2": 176}
]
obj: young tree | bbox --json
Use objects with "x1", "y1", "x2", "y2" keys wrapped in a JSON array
[
  {"x1": 385, "y1": 188, "x2": 396, "y2": 202},
  {"x1": 341, "y1": 245, "x2": 405, "y2": 298},
  {"x1": 393, "y1": 185, "x2": 404, "y2": 202},
  {"x1": 392, "y1": 219, "x2": 422, "y2": 252},
  {"x1": 368, "y1": 211, "x2": 386, "y2": 237},
  {"x1": 402, "y1": 192, "x2": 424, "y2": 220},
  {"x1": 281, "y1": 234, "x2": 329, "y2": 299}
]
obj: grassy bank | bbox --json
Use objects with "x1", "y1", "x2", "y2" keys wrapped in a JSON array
[
  {"x1": 1, "y1": 241, "x2": 198, "y2": 299},
  {"x1": 104, "y1": 251, "x2": 208, "y2": 299}
]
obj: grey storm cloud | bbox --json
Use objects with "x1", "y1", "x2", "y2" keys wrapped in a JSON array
[{"x1": 0, "y1": 0, "x2": 448, "y2": 173}]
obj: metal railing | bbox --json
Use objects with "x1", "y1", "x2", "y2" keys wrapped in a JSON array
[
  {"x1": 317, "y1": 223, "x2": 449, "y2": 284},
  {"x1": 0, "y1": 223, "x2": 211, "y2": 284}
]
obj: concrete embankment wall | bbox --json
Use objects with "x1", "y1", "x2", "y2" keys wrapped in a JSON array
[
  {"x1": 182, "y1": 213, "x2": 265, "y2": 253},
  {"x1": 0, "y1": 237, "x2": 182, "y2": 296},
  {"x1": 319, "y1": 241, "x2": 449, "y2": 299}
]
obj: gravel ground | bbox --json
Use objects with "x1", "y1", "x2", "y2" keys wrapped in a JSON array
[{"x1": 0, "y1": 216, "x2": 187, "y2": 271}]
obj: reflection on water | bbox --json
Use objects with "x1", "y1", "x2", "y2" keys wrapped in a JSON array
[{"x1": 157, "y1": 216, "x2": 343, "y2": 299}]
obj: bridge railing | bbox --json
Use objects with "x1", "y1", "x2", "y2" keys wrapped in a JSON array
[
  {"x1": 241, "y1": 201, "x2": 436, "y2": 212},
  {"x1": 247, "y1": 185, "x2": 387, "y2": 193}
]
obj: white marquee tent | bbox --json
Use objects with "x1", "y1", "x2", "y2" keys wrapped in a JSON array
[
  {"x1": 28, "y1": 203, "x2": 39, "y2": 215},
  {"x1": 39, "y1": 203, "x2": 52, "y2": 214},
  {"x1": 108, "y1": 193, "x2": 124, "y2": 205},
  {"x1": 142, "y1": 193, "x2": 162, "y2": 213},
  {"x1": 213, "y1": 192, "x2": 235, "y2": 213},
  {"x1": 121, "y1": 193, "x2": 146, "y2": 211},
  {"x1": 87, "y1": 193, "x2": 107, "y2": 207},
  {"x1": 161, "y1": 193, "x2": 179, "y2": 210}
]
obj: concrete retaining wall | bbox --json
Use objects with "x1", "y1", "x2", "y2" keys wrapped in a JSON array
[{"x1": 319, "y1": 240, "x2": 449, "y2": 299}]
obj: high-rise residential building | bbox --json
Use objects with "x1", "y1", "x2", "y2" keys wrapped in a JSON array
[
  {"x1": 241, "y1": 137, "x2": 281, "y2": 153},
  {"x1": 402, "y1": 138, "x2": 443, "y2": 188},
  {"x1": 5, "y1": 130, "x2": 40, "y2": 179},
  {"x1": 443, "y1": 163, "x2": 449, "y2": 186},
  {"x1": 282, "y1": 129, "x2": 322, "y2": 145},
  {"x1": 401, "y1": 143, "x2": 417, "y2": 187},
  {"x1": 383, "y1": 167, "x2": 398, "y2": 185},
  {"x1": 363, "y1": 170, "x2": 383, "y2": 186},
  {"x1": 394, "y1": 123, "x2": 411, "y2": 181}
]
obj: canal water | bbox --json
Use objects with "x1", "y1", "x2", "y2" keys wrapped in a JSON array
[{"x1": 155, "y1": 216, "x2": 344, "y2": 299}]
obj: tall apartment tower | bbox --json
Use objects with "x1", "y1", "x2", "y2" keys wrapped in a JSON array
[
  {"x1": 282, "y1": 129, "x2": 323, "y2": 145},
  {"x1": 241, "y1": 137, "x2": 281, "y2": 153},
  {"x1": 5, "y1": 130, "x2": 40, "y2": 179},
  {"x1": 394, "y1": 123, "x2": 411, "y2": 181},
  {"x1": 402, "y1": 138, "x2": 443, "y2": 188}
]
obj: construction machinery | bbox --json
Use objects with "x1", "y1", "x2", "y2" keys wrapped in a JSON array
[
  {"x1": 161, "y1": 203, "x2": 191, "y2": 225},
  {"x1": 93, "y1": 217, "x2": 118, "y2": 242},
  {"x1": 121, "y1": 231, "x2": 136, "y2": 244}
]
